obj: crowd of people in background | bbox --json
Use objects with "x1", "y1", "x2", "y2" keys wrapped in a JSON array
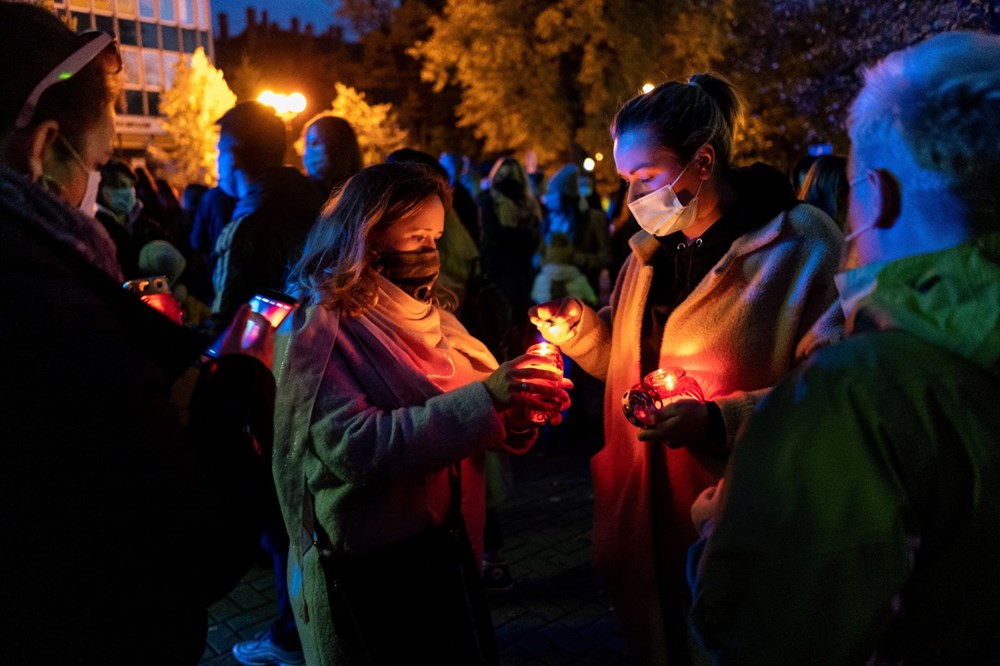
[{"x1": 3, "y1": 2, "x2": 1000, "y2": 664}]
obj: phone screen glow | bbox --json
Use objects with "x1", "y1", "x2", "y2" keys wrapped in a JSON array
[{"x1": 249, "y1": 295, "x2": 294, "y2": 328}]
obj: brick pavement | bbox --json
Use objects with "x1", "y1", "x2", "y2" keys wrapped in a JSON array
[{"x1": 199, "y1": 439, "x2": 634, "y2": 665}]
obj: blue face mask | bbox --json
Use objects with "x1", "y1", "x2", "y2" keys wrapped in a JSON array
[{"x1": 104, "y1": 186, "x2": 136, "y2": 215}]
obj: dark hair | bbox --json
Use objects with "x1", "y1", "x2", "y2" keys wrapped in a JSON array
[
  {"x1": 99, "y1": 159, "x2": 137, "y2": 186},
  {"x1": 155, "y1": 177, "x2": 180, "y2": 211},
  {"x1": 287, "y1": 162, "x2": 452, "y2": 314},
  {"x1": 216, "y1": 101, "x2": 286, "y2": 175},
  {"x1": 0, "y1": 4, "x2": 122, "y2": 142},
  {"x1": 790, "y1": 154, "x2": 817, "y2": 192},
  {"x1": 302, "y1": 114, "x2": 362, "y2": 186},
  {"x1": 611, "y1": 73, "x2": 744, "y2": 168},
  {"x1": 181, "y1": 183, "x2": 209, "y2": 212},
  {"x1": 386, "y1": 148, "x2": 450, "y2": 181},
  {"x1": 96, "y1": 159, "x2": 135, "y2": 210},
  {"x1": 798, "y1": 155, "x2": 848, "y2": 229}
]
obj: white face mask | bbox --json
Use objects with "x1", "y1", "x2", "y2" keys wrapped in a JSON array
[
  {"x1": 58, "y1": 134, "x2": 100, "y2": 216},
  {"x1": 78, "y1": 169, "x2": 101, "y2": 217},
  {"x1": 627, "y1": 159, "x2": 704, "y2": 237},
  {"x1": 839, "y1": 170, "x2": 877, "y2": 270}
]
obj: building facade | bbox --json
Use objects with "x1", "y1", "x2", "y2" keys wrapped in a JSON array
[{"x1": 56, "y1": 0, "x2": 215, "y2": 151}]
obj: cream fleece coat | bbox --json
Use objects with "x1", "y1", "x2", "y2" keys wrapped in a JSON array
[{"x1": 561, "y1": 203, "x2": 844, "y2": 664}]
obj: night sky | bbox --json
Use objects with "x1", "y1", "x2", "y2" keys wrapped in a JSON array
[{"x1": 211, "y1": 0, "x2": 350, "y2": 37}]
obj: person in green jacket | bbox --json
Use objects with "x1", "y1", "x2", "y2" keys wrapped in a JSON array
[{"x1": 689, "y1": 31, "x2": 1000, "y2": 664}]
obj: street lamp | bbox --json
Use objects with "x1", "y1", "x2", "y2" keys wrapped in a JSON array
[
  {"x1": 257, "y1": 90, "x2": 307, "y2": 122},
  {"x1": 641, "y1": 82, "x2": 655, "y2": 94},
  {"x1": 257, "y1": 90, "x2": 308, "y2": 165}
]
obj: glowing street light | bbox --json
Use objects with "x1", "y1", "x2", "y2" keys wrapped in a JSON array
[
  {"x1": 594, "y1": 152, "x2": 604, "y2": 162},
  {"x1": 582, "y1": 157, "x2": 596, "y2": 172},
  {"x1": 641, "y1": 82, "x2": 655, "y2": 94},
  {"x1": 257, "y1": 90, "x2": 307, "y2": 121}
]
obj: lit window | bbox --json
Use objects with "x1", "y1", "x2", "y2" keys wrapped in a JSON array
[
  {"x1": 160, "y1": 0, "x2": 175, "y2": 22},
  {"x1": 121, "y1": 46, "x2": 142, "y2": 86},
  {"x1": 117, "y1": 0, "x2": 136, "y2": 16},
  {"x1": 162, "y1": 52, "x2": 179, "y2": 89},
  {"x1": 143, "y1": 50, "x2": 161, "y2": 89},
  {"x1": 197, "y1": 0, "x2": 210, "y2": 29},
  {"x1": 138, "y1": 0, "x2": 154, "y2": 18},
  {"x1": 179, "y1": 0, "x2": 194, "y2": 25}
]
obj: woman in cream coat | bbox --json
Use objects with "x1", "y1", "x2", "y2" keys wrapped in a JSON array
[{"x1": 530, "y1": 74, "x2": 844, "y2": 665}]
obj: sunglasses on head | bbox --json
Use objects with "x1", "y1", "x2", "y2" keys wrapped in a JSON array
[{"x1": 15, "y1": 30, "x2": 122, "y2": 130}]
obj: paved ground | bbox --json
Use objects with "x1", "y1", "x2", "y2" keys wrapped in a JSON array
[{"x1": 199, "y1": 437, "x2": 634, "y2": 665}]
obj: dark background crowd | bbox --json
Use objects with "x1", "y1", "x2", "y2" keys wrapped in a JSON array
[{"x1": 3, "y1": 1, "x2": 1000, "y2": 666}]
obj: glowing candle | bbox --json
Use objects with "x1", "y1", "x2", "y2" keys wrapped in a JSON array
[
  {"x1": 621, "y1": 367, "x2": 704, "y2": 428},
  {"x1": 524, "y1": 342, "x2": 564, "y2": 424}
]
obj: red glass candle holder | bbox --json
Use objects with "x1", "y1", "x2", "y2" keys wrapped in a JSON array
[
  {"x1": 524, "y1": 342, "x2": 564, "y2": 424},
  {"x1": 621, "y1": 367, "x2": 704, "y2": 428}
]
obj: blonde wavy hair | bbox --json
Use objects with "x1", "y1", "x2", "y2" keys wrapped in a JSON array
[{"x1": 286, "y1": 162, "x2": 452, "y2": 316}]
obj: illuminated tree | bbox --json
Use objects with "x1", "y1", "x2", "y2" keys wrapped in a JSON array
[
  {"x1": 411, "y1": 0, "x2": 733, "y2": 178},
  {"x1": 155, "y1": 48, "x2": 237, "y2": 187},
  {"x1": 414, "y1": 0, "x2": 996, "y2": 174},
  {"x1": 328, "y1": 82, "x2": 409, "y2": 165}
]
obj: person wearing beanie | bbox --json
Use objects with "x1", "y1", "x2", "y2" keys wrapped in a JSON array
[
  {"x1": 539, "y1": 163, "x2": 612, "y2": 294},
  {"x1": 138, "y1": 240, "x2": 212, "y2": 327}
]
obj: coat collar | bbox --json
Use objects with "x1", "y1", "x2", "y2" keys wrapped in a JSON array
[{"x1": 628, "y1": 207, "x2": 789, "y2": 269}]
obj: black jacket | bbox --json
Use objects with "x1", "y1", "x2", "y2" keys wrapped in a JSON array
[
  {"x1": 0, "y1": 167, "x2": 274, "y2": 664},
  {"x1": 211, "y1": 167, "x2": 323, "y2": 327}
]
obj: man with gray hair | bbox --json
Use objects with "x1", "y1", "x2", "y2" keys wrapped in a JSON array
[{"x1": 687, "y1": 32, "x2": 1000, "y2": 663}]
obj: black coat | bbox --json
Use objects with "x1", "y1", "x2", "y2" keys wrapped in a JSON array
[
  {"x1": 0, "y1": 168, "x2": 274, "y2": 664},
  {"x1": 211, "y1": 167, "x2": 323, "y2": 327}
]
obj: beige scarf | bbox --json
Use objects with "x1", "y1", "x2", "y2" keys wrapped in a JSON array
[{"x1": 359, "y1": 276, "x2": 499, "y2": 390}]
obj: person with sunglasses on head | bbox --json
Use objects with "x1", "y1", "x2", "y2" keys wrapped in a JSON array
[
  {"x1": 0, "y1": 4, "x2": 277, "y2": 663},
  {"x1": 529, "y1": 73, "x2": 845, "y2": 664}
]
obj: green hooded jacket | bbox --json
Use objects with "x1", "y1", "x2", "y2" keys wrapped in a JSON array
[{"x1": 690, "y1": 233, "x2": 1000, "y2": 664}]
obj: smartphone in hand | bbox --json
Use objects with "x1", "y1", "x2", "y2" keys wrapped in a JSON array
[
  {"x1": 247, "y1": 291, "x2": 296, "y2": 328},
  {"x1": 204, "y1": 291, "x2": 296, "y2": 358}
]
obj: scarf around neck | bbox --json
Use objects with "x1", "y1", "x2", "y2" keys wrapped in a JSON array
[
  {"x1": 360, "y1": 276, "x2": 497, "y2": 392},
  {"x1": 0, "y1": 164, "x2": 123, "y2": 282}
]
